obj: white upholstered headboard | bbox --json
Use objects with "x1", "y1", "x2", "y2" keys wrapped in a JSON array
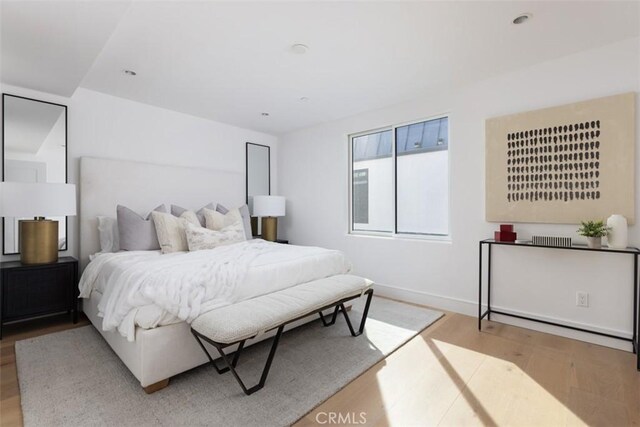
[{"x1": 79, "y1": 157, "x2": 244, "y2": 268}]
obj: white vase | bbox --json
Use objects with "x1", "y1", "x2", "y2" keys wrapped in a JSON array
[
  {"x1": 607, "y1": 214, "x2": 628, "y2": 249},
  {"x1": 587, "y1": 236, "x2": 602, "y2": 249}
]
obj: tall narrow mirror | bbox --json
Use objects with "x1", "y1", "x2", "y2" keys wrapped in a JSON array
[
  {"x1": 2, "y1": 94, "x2": 68, "y2": 254},
  {"x1": 246, "y1": 142, "x2": 271, "y2": 222}
]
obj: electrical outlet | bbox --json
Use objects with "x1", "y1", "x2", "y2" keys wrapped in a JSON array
[{"x1": 576, "y1": 292, "x2": 589, "y2": 308}]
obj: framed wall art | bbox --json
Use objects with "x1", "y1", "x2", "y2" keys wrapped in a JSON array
[{"x1": 485, "y1": 92, "x2": 636, "y2": 224}]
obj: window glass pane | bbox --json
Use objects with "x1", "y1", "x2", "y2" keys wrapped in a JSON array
[
  {"x1": 396, "y1": 117, "x2": 449, "y2": 235},
  {"x1": 405, "y1": 122, "x2": 424, "y2": 151},
  {"x1": 397, "y1": 117, "x2": 449, "y2": 154},
  {"x1": 396, "y1": 125, "x2": 408, "y2": 152},
  {"x1": 378, "y1": 130, "x2": 392, "y2": 157},
  {"x1": 353, "y1": 136, "x2": 368, "y2": 161},
  {"x1": 437, "y1": 117, "x2": 448, "y2": 146},
  {"x1": 353, "y1": 130, "x2": 392, "y2": 161},
  {"x1": 353, "y1": 169, "x2": 369, "y2": 223},
  {"x1": 422, "y1": 119, "x2": 441, "y2": 148},
  {"x1": 352, "y1": 130, "x2": 394, "y2": 232}
]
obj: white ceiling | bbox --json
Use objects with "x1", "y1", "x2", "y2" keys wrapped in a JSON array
[
  {"x1": 2, "y1": 1, "x2": 638, "y2": 135},
  {"x1": 1, "y1": 1, "x2": 130, "y2": 96}
]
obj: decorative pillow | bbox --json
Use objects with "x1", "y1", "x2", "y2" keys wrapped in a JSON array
[
  {"x1": 97, "y1": 216, "x2": 119, "y2": 252},
  {"x1": 171, "y1": 202, "x2": 215, "y2": 227},
  {"x1": 203, "y1": 207, "x2": 243, "y2": 231},
  {"x1": 216, "y1": 204, "x2": 253, "y2": 240},
  {"x1": 117, "y1": 204, "x2": 167, "y2": 251},
  {"x1": 184, "y1": 222, "x2": 246, "y2": 251},
  {"x1": 152, "y1": 210, "x2": 201, "y2": 253}
]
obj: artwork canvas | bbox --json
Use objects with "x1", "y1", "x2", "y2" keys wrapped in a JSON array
[{"x1": 486, "y1": 92, "x2": 635, "y2": 224}]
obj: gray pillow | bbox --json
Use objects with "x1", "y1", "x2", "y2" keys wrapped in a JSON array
[
  {"x1": 117, "y1": 204, "x2": 167, "y2": 251},
  {"x1": 171, "y1": 202, "x2": 215, "y2": 227},
  {"x1": 216, "y1": 204, "x2": 252, "y2": 240}
]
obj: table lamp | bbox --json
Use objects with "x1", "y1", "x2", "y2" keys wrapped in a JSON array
[
  {"x1": 0, "y1": 182, "x2": 77, "y2": 264},
  {"x1": 253, "y1": 195, "x2": 285, "y2": 242}
]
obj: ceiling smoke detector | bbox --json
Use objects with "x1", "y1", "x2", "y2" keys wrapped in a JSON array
[
  {"x1": 290, "y1": 44, "x2": 309, "y2": 54},
  {"x1": 512, "y1": 13, "x2": 532, "y2": 25},
  {"x1": 122, "y1": 69, "x2": 137, "y2": 76}
]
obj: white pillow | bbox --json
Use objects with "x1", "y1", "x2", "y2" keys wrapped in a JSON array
[
  {"x1": 203, "y1": 207, "x2": 243, "y2": 231},
  {"x1": 184, "y1": 222, "x2": 246, "y2": 251},
  {"x1": 97, "y1": 216, "x2": 119, "y2": 252},
  {"x1": 151, "y1": 210, "x2": 200, "y2": 254},
  {"x1": 216, "y1": 204, "x2": 253, "y2": 240}
]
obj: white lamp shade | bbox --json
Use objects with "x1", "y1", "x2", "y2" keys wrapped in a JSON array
[
  {"x1": 0, "y1": 182, "x2": 77, "y2": 217},
  {"x1": 253, "y1": 195, "x2": 285, "y2": 217}
]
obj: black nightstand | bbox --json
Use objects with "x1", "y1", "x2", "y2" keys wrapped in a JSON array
[
  {"x1": 0, "y1": 257, "x2": 78, "y2": 339},
  {"x1": 253, "y1": 236, "x2": 289, "y2": 244}
]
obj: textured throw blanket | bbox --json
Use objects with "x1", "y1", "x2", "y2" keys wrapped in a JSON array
[{"x1": 79, "y1": 240, "x2": 351, "y2": 341}]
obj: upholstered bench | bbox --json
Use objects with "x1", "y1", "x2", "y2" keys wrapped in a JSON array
[{"x1": 190, "y1": 274, "x2": 374, "y2": 395}]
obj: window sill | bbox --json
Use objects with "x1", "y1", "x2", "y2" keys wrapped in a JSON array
[{"x1": 347, "y1": 231, "x2": 452, "y2": 243}]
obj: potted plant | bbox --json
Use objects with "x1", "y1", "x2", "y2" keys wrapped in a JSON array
[{"x1": 577, "y1": 220, "x2": 609, "y2": 249}]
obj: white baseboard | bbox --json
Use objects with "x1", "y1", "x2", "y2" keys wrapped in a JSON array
[
  {"x1": 372, "y1": 283, "x2": 634, "y2": 352},
  {"x1": 373, "y1": 282, "x2": 478, "y2": 316}
]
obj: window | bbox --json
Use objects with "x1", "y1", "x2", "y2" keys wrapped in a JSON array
[
  {"x1": 352, "y1": 169, "x2": 369, "y2": 224},
  {"x1": 350, "y1": 116, "x2": 449, "y2": 237},
  {"x1": 351, "y1": 130, "x2": 394, "y2": 232}
]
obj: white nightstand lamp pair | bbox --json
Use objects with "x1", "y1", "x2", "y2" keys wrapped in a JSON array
[
  {"x1": 0, "y1": 182, "x2": 77, "y2": 264},
  {"x1": 253, "y1": 195, "x2": 285, "y2": 242}
]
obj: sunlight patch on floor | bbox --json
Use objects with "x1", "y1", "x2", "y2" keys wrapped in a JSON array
[
  {"x1": 373, "y1": 337, "x2": 586, "y2": 426},
  {"x1": 363, "y1": 317, "x2": 434, "y2": 354}
]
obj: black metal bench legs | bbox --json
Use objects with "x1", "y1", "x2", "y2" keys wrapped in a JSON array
[
  {"x1": 191, "y1": 326, "x2": 284, "y2": 395},
  {"x1": 319, "y1": 289, "x2": 374, "y2": 337},
  {"x1": 191, "y1": 288, "x2": 374, "y2": 395}
]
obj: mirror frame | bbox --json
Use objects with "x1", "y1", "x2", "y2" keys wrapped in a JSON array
[
  {"x1": 245, "y1": 142, "x2": 271, "y2": 204},
  {"x1": 2, "y1": 93, "x2": 69, "y2": 255}
]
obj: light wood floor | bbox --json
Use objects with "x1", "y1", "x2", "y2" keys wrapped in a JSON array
[
  {"x1": 296, "y1": 311, "x2": 640, "y2": 426},
  {"x1": 1, "y1": 309, "x2": 638, "y2": 427}
]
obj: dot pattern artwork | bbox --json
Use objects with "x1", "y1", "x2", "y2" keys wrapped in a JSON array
[{"x1": 506, "y1": 120, "x2": 601, "y2": 203}]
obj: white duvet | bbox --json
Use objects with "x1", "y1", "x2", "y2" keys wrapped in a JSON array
[{"x1": 79, "y1": 239, "x2": 351, "y2": 341}]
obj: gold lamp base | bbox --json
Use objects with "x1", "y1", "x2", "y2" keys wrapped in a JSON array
[
  {"x1": 19, "y1": 218, "x2": 59, "y2": 265},
  {"x1": 261, "y1": 217, "x2": 278, "y2": 242}
]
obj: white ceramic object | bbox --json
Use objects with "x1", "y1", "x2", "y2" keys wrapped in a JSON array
[{"x1": 607, "y1": 214, "x2": 628, "y2": 249}]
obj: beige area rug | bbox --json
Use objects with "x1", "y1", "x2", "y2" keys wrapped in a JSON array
[{"x1": 16, "y1": 297, "x2": 442, "y2": 427}]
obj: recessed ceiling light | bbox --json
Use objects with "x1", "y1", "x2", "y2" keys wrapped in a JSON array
[
  {"x1": 122, "y1": 69, "x2": 137, "y2": 76},
  {"x1": 290, "y1": 44, "x2": 309, "y2": 54},
  {"x1": 512, "y1": 13, "x2": 532, "y2": 25},
  {"x1": 261, "y1": 112, "x2": 270, "y2": 116},
  {"x1": 299, "y1": 97, "x2": 310, "y2": 102}
]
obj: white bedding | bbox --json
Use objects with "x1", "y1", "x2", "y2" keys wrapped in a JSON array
[{"x1": 79, "y1": 240, "x2": 351, "y2": 341}]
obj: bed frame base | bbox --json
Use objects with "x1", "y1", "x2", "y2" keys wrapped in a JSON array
[
  {"x1": 191, "y1": 289, "x2": 374, "y2": 395},
  {"x1": 143, "y1": 378, "x2": 170, "y2": 394}
]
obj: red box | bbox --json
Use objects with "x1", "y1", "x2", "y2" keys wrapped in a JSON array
[
  {"x1": 495, "y1": 231, "x2": 517, "y2": 242},
  {"x1": 500, "y1": 224, "x2": 514, "y2": 232}
]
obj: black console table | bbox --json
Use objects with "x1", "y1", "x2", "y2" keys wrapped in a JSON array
[{"x1": 478, "y1": 239, "x2": 640, "y2": 371}]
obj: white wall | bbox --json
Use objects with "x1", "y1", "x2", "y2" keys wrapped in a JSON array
[
  {"x1": 278, "y1": 37, "x2": 640, "y2": 349},
  {"x1": 0, "y1": 85, "x2": 278, "y2": 263}
]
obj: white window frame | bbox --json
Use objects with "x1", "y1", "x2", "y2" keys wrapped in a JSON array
[{"x1": 347, "y1": 114, "x2": 451, "y2": 241}]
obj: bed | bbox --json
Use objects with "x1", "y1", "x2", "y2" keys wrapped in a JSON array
[{"x1": 78, "y1": 157, "x2": 351, "y2": 392}]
